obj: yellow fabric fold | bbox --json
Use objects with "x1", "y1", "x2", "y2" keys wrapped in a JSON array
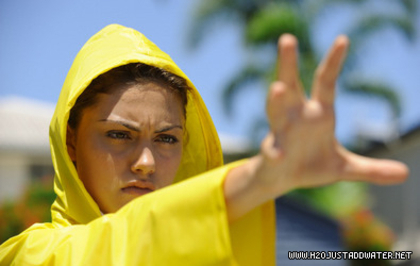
[{"x1": 0, "y1": 24, "x2": 275, "y2": 265}]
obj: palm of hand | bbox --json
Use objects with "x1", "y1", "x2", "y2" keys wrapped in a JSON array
[{"x1": 259, "y1": 34, "x2": 408, "y2": 196}]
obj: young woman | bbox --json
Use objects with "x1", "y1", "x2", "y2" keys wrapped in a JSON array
[{"x1": 0, "y1": 24, "x2": 408, "y2": 265}]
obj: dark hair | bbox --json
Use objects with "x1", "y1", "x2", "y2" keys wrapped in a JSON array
[{"x1": 68, "y1": 63, "x2": 189, "y2": 129}]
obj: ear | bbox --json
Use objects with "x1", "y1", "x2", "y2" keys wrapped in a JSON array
[{"x1": 66, "y1": 125, "x2": 77, "y2": 162}]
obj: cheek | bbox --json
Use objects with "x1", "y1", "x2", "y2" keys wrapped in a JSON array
[
  {"x1": 156, "y1": 147, "x2": 183, "y2": 185},
  {"x1": 75, "y1": 136, "x2": 120, "y2": 191}
]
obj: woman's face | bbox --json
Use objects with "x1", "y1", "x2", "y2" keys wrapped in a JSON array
[{"x1": 67, "y1": 83, "x2": 185, "y2": 213}]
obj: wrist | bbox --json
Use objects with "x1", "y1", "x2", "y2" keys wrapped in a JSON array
[{"x1": 253, "y1": 153, "x2": 296, "y2": 199}]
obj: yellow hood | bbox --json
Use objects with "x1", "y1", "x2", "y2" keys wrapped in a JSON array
[{"x1": 49, "y1": 24, "x2": 224, "y2": 226}]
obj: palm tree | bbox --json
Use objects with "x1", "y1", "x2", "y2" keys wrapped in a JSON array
[
  {"x1": 187, "y1": 0, "x2": 417, "y2": 220},
  {"x1": 189, "y1": 0, "x2": 416, "y2": 149}
]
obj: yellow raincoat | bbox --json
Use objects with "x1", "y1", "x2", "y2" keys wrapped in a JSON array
[{"x1": 0, "y1": 24, "x2": 275, "y2": 265}]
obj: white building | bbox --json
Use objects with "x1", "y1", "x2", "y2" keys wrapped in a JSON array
[{"x1": 0, "y1": 97, "x2": 55, "y2": 203}]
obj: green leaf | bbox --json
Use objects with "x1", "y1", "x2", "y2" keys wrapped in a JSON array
[
  {"x1": 401, "y1": 0, "x2": 417, "y2": 17},
  {"x1": 344, "y1": 80, "x2": 402, "y2": 117},
  {"x1": 349, "y1": 14, "x2": 416, "y2": 43},
  {"x1": 222, "y1": 65, "x2": 265, "y2": 115},
  {"x1": 245, "y1": 3, "x2": 310, "y2": 48},
  {"x1": 289, "y1": 182, "x2": 368, "y2": 217},
  {"x1": 188, "y1": 0, "x2": 239, "y2": 48}
]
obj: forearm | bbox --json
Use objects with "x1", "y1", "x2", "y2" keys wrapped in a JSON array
[{"x1": 223, "y1": 155, "x2": 292, "y2": 223}]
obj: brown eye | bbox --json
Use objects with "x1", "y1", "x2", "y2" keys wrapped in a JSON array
[
  {"x1": 157, "y1": 135, "x2": 178, "y2": 144},
  {"x1": 107, "y1": 131, "x2": 131, "y2": 140}
]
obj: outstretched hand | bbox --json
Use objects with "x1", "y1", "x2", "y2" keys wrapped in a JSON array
[
  {"x1": 224, "y1": 34, "x2": 408, "y2": 222},
  {"x1": 257, "y1": 34, "x2": 408, "y2": 197}
]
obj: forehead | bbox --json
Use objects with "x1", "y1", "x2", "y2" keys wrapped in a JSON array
[
  {"x1": 88, "y1": 82, "x2": 185, "y2": 123},
  {"x1": 114, "y1": 82, "x2": 178, "y2": 104}
]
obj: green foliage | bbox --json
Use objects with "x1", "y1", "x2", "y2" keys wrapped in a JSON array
[
  {"x1": 222, "y1": 64, "x2": 265, "y2": 115},
  {"x1": 349, "y1": 14, "x2": 416, "y2": 43},
  {"x1": 189, "y1": 0, "x2": 237, "y2": 48},
  {"x1": 190, "y1": 0, "x2": 416, "y2": 121},
  {"x1": 344, "y1": 80, "x2": 402, "y2": 117},
  {"x1": 0, "y1": 203, "x2": 24, "y2": 244},
  {"x1": 0, "y1": 180, "x2": 55, "y2": 244},
  {"x1": 245, "y1": 3, "x2": 309, "y2": 46},
  {"x1": 289, "y1": 181, "x2": 368, "y2": 217},
  {"x1": 402, "y1": 0, "x2": 418, "y2": 16}
]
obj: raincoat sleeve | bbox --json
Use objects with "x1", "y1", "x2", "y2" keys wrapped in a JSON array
[{"x1": 0, "y1": 162, "x2": 275, "y2": 266}]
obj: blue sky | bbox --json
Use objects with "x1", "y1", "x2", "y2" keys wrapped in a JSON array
[{"x1": 1, "y1": 0, "x2": 419, "y2": 145}]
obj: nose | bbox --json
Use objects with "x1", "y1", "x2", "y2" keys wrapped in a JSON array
[{"x1": 131, "y1": 147, "x2": 156, "y2": 176}]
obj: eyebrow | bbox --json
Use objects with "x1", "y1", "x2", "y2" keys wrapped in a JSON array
[
  {"x1": 98, "y1": 119, "x2": 183, "y2": 133},
  {"x1": 155, "y1": 125, "x2": 183, "y2": 133}
]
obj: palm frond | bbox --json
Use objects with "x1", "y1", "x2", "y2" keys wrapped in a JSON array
[
  {"x1": 188, "y1": 0, "x2": 238, "y2": 48},
  {"x1": 222, "y1": 65, "x2": 265, "y2": 116},
  {"x1": 188, "y1": 0, "x2": 269, "y2": 48},
  {"x1": 304, "y1": 0, "x2": 370, "y2": 21},
  {"x1": 401, "y1": 0, "x2": 418, "y2": 17},
  {"x1": 343, "y1": 13, "x2": 416, "y2": 74},
  {"x1": 343, "y1": 80, "x2": 402, "y2": 117},
  {"x1": 245, "y1": 3, "x2": 311, "y2": 51},
  {"x1": 349, "y1": 14, "x2": 416, "y2": 43}
]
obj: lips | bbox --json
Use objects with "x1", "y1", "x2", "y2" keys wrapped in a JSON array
[{"x1": 121, "y1": 180, "x2": 156, "y2": 196}]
